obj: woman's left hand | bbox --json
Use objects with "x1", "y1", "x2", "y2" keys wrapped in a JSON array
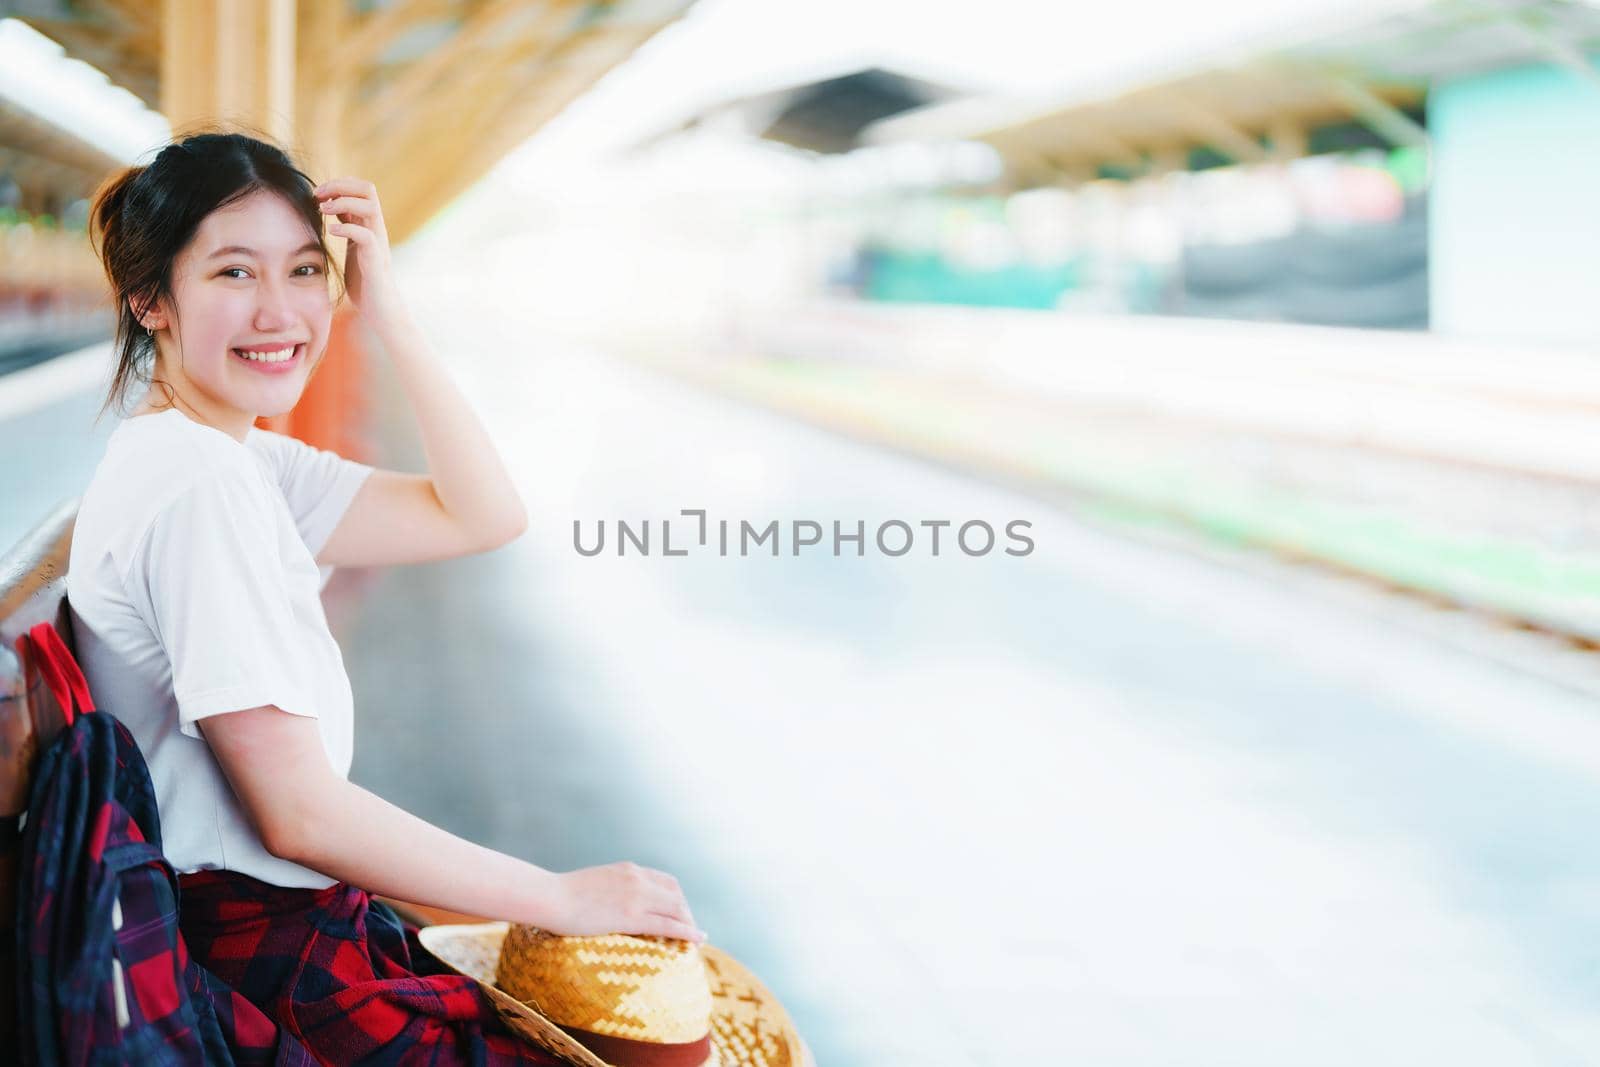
[{"x1": 313, "y1": 176, "x2": 402, "y2": 326}]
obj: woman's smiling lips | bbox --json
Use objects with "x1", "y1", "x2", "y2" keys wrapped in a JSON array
[{"x1": 230, "y1": 341, "x2": 305, "y2": 374}]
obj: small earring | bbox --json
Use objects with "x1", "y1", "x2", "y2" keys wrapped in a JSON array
[{"x1": 145, "y1": 325, "x2": 153, "y2": 338}]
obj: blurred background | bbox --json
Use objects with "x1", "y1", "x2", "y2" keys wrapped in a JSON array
[{"x1": 4, "y1": 0, "x2": 1600, "y2": 1062}]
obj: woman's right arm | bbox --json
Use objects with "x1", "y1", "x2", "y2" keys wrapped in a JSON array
[{"x1": 198, "y1": 706, "x2": 705, "y2": 942}]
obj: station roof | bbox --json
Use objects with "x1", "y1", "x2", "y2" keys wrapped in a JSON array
[
  {"x1": 863, "y1": 0, "x2": 1600, "y2": 185},
  {"x1": 1, "y1": 0, "x2": 698, "y2": 238},
  {"x1": 646, "y1": 65, "x2": 967, "y2": 155}
]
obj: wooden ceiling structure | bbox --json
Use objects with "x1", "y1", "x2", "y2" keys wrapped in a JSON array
[
  {"x1": 863, "y1": 0, "x2": 1600, "y2": 188},
  {"x1": 3, "y1": 0, "x2": 699, "y2": 243},
  {"x1": 875, "y1": 65, "x2": 1428, "y2": 188}
]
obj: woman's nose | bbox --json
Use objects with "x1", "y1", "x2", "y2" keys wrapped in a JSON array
[{"x1": 252, "y1": 276, "x2": 297, "y2": 329}]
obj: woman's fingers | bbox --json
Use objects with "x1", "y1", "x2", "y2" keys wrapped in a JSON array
[
  {"x1": 646, "y1": 912, "x2": 707, "y2": 943},
  {"x1": 643, "y1": 870, "x2": 694, "y2": 908},
  {"x1": 644, "y1": 867, "x2": 681, "y2": 893},
  {"x1": 656, "y1": 888, "x2": 695, "y2": 924},
  {"x1": 634, "y1": 866, "x2": 699, "y2": 931},
  {"x1": 313, "y1": 176, "x2": 377, "y2": 200},
  {"x1": 664, "y1": 898, "x2": 700, "y2": 937},
  {"x1": 317, "y1": 195, "x2": 377, "y2": 219},
  {"x1": 327, "y1": 221, "x2": 374, "y2": 245},
  {"x1": 313, "y1": 179, "x2": 389, "y2": 240}
]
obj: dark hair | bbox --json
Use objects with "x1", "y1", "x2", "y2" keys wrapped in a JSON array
[{"x1": 87, "y1": 125, "x2": 344, "y2": 423}]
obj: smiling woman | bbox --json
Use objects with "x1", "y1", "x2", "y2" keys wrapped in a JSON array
[
  {"x1": 55, "y1": 128, "x2": 706, "y2": 1064},
  {"x1": 122, "y1": 190, "x2": 332, "y2": 423},
  {"x1": 88, "y1": 137, "x2": 341, "y2": 438}
]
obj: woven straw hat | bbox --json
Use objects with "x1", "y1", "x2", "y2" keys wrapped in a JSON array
[{"x1": 417, "y1": 921, "x2": 811, "y2": 1067}]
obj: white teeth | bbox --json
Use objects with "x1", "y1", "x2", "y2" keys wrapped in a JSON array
[{"x1": 235, "y1": 345, "x2": 297, "y2": 363}]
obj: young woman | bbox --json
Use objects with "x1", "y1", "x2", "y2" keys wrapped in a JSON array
[{"x1": 65, "y1": 130, "x2": 704, "y2": 1063}]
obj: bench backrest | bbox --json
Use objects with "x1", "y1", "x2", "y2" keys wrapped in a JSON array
[{"x1": 0, "y1": 499, "x2": 79, "y2": 1043}]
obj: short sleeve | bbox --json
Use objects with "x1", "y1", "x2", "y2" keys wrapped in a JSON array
[
  {"x1": 247, "y1": 429, "x2": 375, "y2": 556},
  {"x1": 133, "y1": 468, "x2": 321, "y2": 740}
]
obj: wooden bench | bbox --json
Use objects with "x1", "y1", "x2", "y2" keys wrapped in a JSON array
[{"x1": 0, "y1": 501, "x2": 487, "y2": 1044}]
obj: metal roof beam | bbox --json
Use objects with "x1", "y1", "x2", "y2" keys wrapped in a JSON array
[
  {"x1": 363, "y1": 2, "x2": 585, "y2": 165},
  {"x1": 336, "y1": 0, "x2": 457, "y2": 79},
  {"x1": 1161, "y1": 96, "x2": 1268, "y2": 164},
  {"x1": 1487, "y1": 0, "x2": 1600, "y2": 93},
  {"x1": 1317, "y1": 71, "x2": 1428, "y2": 148},
  {"x1": 364, "y1": 0, "x2": 580, "y2": 135}
]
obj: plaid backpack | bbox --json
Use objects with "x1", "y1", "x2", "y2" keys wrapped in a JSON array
[{"x1": 11, "y1": 621, "x2": 312, "y2": 1066}]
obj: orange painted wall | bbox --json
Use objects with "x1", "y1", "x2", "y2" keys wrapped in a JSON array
[{"x1": 255, "y1": 304, "x2": 372, "y2": 462}]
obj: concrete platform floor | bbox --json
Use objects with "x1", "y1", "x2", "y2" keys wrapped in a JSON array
[
  {"x1": 6, "y1": 307, "x2": 1599, "y2": 1063},
  {"x1": 327, "y1": 313, "x2": 1600, "y2": 1065}
]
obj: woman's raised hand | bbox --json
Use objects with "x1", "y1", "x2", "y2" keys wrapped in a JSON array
[
  {"x1": 545, "y1": 861, "x2": 707, "y2": 943},
  {"x1": 312, "y1": 176, "x2": 401, "y2": 326}
]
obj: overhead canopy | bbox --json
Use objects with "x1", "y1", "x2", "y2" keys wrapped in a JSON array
[
  {"x1": 864, "y1": 0, "x2": 1600, "y2": 186},
  {"x1": 643, "y1": 65, "x2": 966, "y2": 155},
  {"x1": 3, "y1": 0, "x2": 699, "y2": 241}
]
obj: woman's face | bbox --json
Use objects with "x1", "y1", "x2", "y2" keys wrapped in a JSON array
[{"x1": 146, "y1": 187, "x2": 332, "y2": 433}]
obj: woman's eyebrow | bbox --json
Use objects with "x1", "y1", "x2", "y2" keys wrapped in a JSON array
[{"x1": 206, "y1": 241, "x2": 325, "y2": 259}]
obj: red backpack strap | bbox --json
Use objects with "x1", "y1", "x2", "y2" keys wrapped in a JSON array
[
  {"x1": 23, "y1": 622, "x2": 95, "y2": 724},
  {"x1": 14, "y1": 632, "x2": 68, "y2": 728}
]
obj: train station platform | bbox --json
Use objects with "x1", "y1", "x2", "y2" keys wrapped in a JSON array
[
  {"x1": 587, "y1": 299, "x2": 1600, "y2": 646},
  {"x1": 9, "y1": 280, "x2": 1600, "y2": 1063},
  {"x1": 330, "y1": 283, "x2": 1600, "y2": 1063}
]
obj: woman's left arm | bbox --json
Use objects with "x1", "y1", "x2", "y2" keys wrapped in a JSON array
[{"x1": 312, "y1": 177, "x2": 528, "y2": 569}]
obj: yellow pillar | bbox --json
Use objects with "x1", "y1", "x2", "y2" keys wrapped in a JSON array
[
  {"x1": 158, "y1": 0, "x2": 372, "y2": 462},
  {"x1": 160, "y1": 0, "x2": 298, "y2": 141},
  {"x1": 295, "y1": 0, "x2": 355, "y2": 180},
  {"x1": 269, "y1": 0, "x2": 373, "y2": 464}
]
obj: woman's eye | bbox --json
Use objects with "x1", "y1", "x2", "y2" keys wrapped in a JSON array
[{"x1": 219, "y1": 265, "x2": 323, "y2": 279}]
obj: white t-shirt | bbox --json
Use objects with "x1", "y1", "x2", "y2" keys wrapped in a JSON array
[{"x1": 66, "y1": 407, "x2": 376, "y2": 889}]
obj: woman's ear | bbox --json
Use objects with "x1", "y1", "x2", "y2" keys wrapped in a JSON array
[{"x1": 129, "y1": 294, "x2": 167, "y2": 332}]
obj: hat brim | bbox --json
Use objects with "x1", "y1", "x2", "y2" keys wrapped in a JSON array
[{"x1": 417, "y1": 922, "x2": 809, "y2": 1067}]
